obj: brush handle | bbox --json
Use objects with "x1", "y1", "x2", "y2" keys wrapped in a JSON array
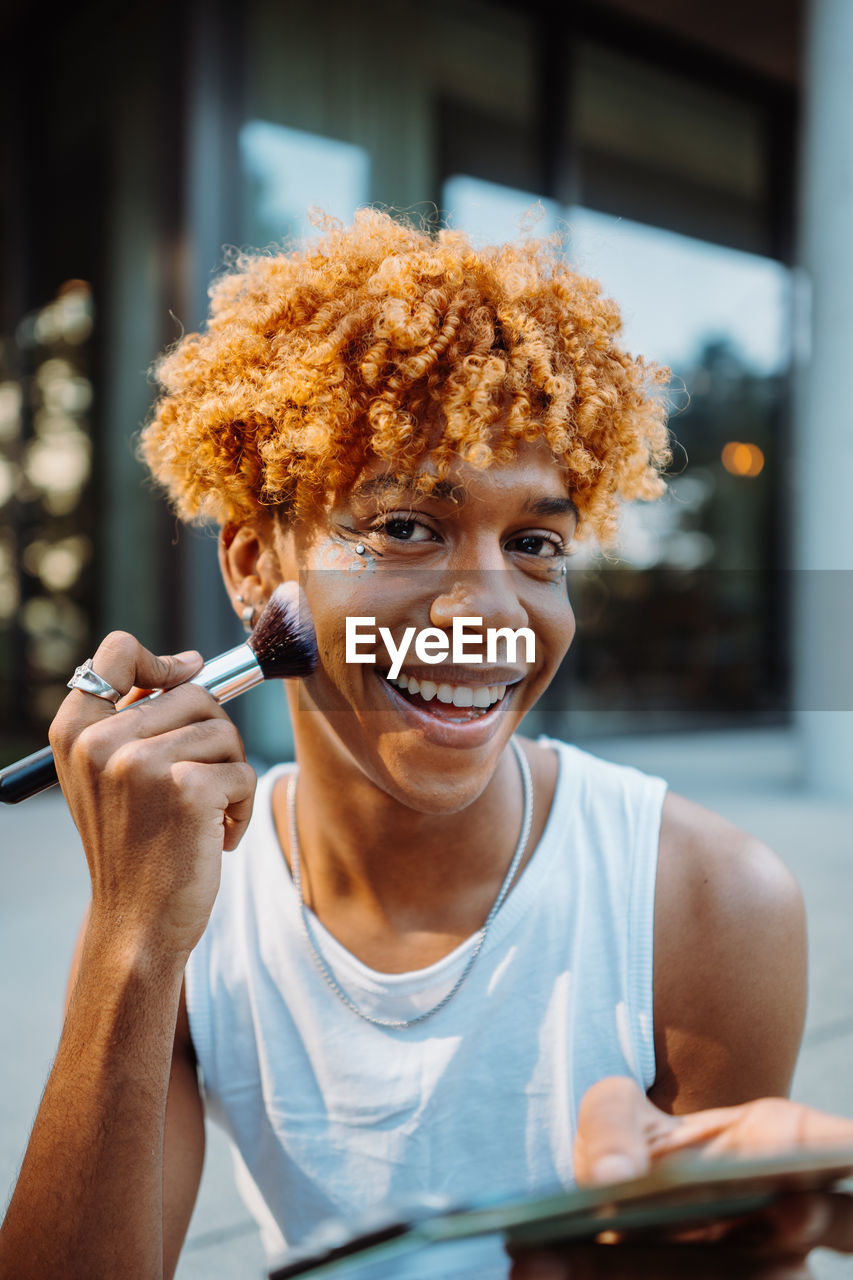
[
  {"x1": 0, "y1": 644, "x2": 264, "y2": 805},
  {"x1": 0, "y1": 745, "x2": 58, "y2": 804}
]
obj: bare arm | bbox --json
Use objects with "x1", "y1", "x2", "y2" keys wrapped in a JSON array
[
  {"x1": 0, "y1": 634, "x2": 255, "y2": 1280},
  {"x1": 650, "y1": 791, "x2": 807, "y2": 1113},
  {"x1": 56, "y1": 917, "x2": 205, "y2": 1278},
  {"x1": 163, "y1": 988, "x2": 206, "y2": 1278}
]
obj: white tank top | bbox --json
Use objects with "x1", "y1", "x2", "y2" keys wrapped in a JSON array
[{"x1": 186, "y1": 738, "x2": 666, "y2": 1277}]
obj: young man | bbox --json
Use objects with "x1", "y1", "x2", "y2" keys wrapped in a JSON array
[{"x1": 0, "y1": 211, "x2": 806, "y2": 1278}]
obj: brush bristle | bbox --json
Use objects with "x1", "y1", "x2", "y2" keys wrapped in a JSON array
[{"x1": 248, "y1": 583, "x2": 318, "y2": 679}]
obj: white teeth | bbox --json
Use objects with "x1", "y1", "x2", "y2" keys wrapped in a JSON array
[{"x1": 384, "y1": 673, "x2": 510, "y2": 708}]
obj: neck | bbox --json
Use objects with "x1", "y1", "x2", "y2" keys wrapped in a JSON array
[{"x1": 275, "y1": 714, "x2": 532, "y2": 947}]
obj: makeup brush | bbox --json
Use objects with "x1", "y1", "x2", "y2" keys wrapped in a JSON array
[{"x1": 0, "y1": 583, "x2": 318, "y2": 805}]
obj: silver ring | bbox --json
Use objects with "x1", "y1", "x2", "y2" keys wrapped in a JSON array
[{"x1": 67, "y1": 658, "x2": 122, "y2": 703}]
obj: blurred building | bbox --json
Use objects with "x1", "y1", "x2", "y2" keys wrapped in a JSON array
[{"x1": 3, "y1": 0, "x2": 847, "y2": 783}]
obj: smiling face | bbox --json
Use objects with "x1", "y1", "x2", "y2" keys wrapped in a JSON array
[{"x1": 238, "y1": 439, "x2": 577, "y2": 813}]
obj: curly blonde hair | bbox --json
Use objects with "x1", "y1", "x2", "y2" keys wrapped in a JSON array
[{"x1": 140, "y1": 209, "x2": 670, "y2": 542}]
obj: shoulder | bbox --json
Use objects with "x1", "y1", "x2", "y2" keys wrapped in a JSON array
[
  {"x1": 657, "y1": 792, "x2": 804, "y2": 950},
  {"x1": 651, "y1": 791, "x2": 806, "y2": 1113}
]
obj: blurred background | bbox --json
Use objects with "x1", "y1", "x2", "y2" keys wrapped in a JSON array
[
  {"x1": 3, "y1": 1, "x2": 853, "y2": 1276},
  {"x1": 0, "y1": 0, "x2": 826, "y2": 765}
]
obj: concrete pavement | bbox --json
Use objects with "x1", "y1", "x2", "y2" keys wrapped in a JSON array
[{"x1": 2, "y1": 728, "x2": 852, "y2": 1278}]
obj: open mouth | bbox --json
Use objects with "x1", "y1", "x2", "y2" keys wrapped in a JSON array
[{"x1": 381, "y1": 671, "x2": 509, "y2": 721}]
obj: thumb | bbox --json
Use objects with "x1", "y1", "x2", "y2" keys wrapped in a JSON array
[
  {"x1": 145, "y1": 648, "x2": 204, "y2": 691},
  {"x1": 574, "y1": 1077, "x2": 672, "y2": 1187},
  {"x1": 118, "y1": 648, "x2": 204, "y2": 705},
  {"x1": 70, "y1": 627, "x2": 201, "y2": 704}
]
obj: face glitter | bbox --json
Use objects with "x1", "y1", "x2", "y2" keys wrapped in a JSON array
[{"x1": 316, "y1": 535, "x2": 378, "y2": 573}]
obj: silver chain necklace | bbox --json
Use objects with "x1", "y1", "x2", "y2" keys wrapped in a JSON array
[{"x1": 286, "y1": 736, "x2": 534, "y2": 1030}]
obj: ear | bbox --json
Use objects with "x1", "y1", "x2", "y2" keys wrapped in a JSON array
[{"x1": 219, "y1": 519, "x2": 286, "y2": 627}]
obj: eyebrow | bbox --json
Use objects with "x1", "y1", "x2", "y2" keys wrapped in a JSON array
[
  {"x1": 348, "y1": 475, "x2": 578, "y2": 518},
  {"x1": 523, "y1": 495, "x2": 578, "y2": 519},
  {"x1": 349, "y1": 476, "x2": 461, "y2": 503}
]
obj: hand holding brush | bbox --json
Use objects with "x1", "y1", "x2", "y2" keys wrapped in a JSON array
[{"x1": 0, "y1": 582, "x2": 318, "y2": 804}]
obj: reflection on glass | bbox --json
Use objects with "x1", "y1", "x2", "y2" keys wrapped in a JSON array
[
  {"x1": 0, "y1": 382, "x2": 22, "y2": 444},
  {"x1": 0, "y1": 531, "x2": 18, "y2": 621},
  {"x1": 18, "y1": 281, "x2": 94, "y2": 351},
  {"x1": 443, "y1": 176, "x2": 560, "y2": 242},
  {"x1": 0, "y1": 460, "x2": 16, "y2": 509},
  {"x1": 0, "y1": 279, "x2": 96, "y2": 756},
  {"x1": 240, "y1": 121, "x2": 370, "y2": 244},
  {"x1": 21, "y1": 594, "x2": 88, "y2": 676},
  {"x1": 22, "y1": 535, "x2": 92, "y2": 592},
  {"x1": 442, "y1": 174, "x2": 791, "y2": 730},
  {"x1": 443, "y1": 176, "x2": 789, "y2": 379},
  {"x1": 25, "y1": 433, "x2": 91, "y2": 495}
]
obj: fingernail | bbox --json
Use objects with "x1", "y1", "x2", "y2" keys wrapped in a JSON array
[
  {"x1": 590, "y1": 1154, "x2": 639, "y2": 1185},
  {"x1": 772, "y1": 1193, "x2": 832, "y2": 1244},
  {"x1": 175, "y1": 650, "x2": 202, "y2": 665}
]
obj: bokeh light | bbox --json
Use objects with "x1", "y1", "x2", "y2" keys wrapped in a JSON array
[
  {"x1": 1, "y1": 278, "x2": 96, "y2": 744},
  {"x1": 721, "y1": 440, "x2": 765, "y2": 477}
]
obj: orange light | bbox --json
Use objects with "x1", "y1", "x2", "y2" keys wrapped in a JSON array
[{"x1": 721, "y1": 441, "x2": 764, "y2": 478}]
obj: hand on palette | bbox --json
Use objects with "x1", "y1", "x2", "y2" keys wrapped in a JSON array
[{"x1": 508, "y1": 1077, "x2": 853, "y2": 1280}]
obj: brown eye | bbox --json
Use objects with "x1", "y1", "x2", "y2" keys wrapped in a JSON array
[
  {"x1": 508, "y1": 535, "x2": 559, "y2": 558},
  {"x1": 379, "y1": 517, "x2": 435, "y2": 543}
]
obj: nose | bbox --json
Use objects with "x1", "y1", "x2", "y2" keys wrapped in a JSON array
[{"x1": 429, "y1": 571, "x2": 529, "y2": 635}]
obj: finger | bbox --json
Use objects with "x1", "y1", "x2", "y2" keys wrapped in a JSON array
[
  {"x1": 801, "y1": 1191, "x2": 853, "y2": 1254},
  {"x1": 746, "y1": 1192, "x2": 853, "y2": 1256},
  {"x1": 204, "y1": 759, "x2": 256, "y2": 847},
  {"x1": 656, "y1": 1099, "x2": 853, "y2": 1162},
  {"x1": 57, "y1": 685, "x2": 241, "y2": 784},
  {"x1": 117, "y1": 686, "x2": 153, "y2": 707},
  {"x1": 574, "y1": 1078, "x2": 672, "y2": 1186},
  {"x1": 60, "y1": 632, "x2": 203, "y2": 729},
  {"x1": 652, "y1": 1102, "x2": 761, "y2": 1156},
  {"x1": 117, "y1": 649, "x2": 204, "y2": 708},
  {"x1": 108, "y1": 716, "x2": 247, "y2": 772},
  {"x1": 110, "y1": 682, "x2": 241, "y2": 743},
  {"x1": 92, "y1": 634, "x2": 202, "y2": 702},
  {"x1": 797, "y1": 1108, "x2": 853, "y2": 1148},
  {"x1": 170, "y1": 759, "x2": 256, "y2": 849}
]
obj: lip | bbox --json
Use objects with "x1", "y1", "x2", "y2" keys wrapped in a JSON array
[{"x1": 374, "y1": 669, "x2": 517, "y2": 748}]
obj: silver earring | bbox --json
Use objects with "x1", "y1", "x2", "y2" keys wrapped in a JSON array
[
  {"x1": 355, "y1": 543, "x2": 366, "y2": 556},
  {"x1": 237, "y1": 593, "x2": 259, "y2": 633}
]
